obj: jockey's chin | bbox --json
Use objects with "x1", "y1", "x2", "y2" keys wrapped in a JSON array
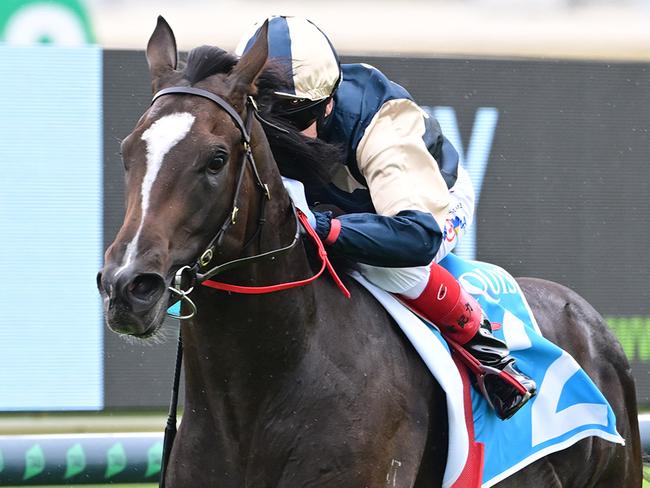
[{"x1": 301, "y1": 121, "x2": 318, "y2": 138}]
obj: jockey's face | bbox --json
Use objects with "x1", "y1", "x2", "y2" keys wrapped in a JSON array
[{"x1": 301, "y1": 99, "x2": 334, "y2": 139}]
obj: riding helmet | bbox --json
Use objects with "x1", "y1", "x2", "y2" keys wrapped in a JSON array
[{"x1": 235, "y1": 15, "x2": 342, "y2": 103}]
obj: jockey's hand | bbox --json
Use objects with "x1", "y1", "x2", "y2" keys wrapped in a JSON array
[
  {"x1": 313, "y1": 211, "x2": 334, "y2": 241},
  {"x1": 313, "y1": 203, "x2": 345, "y2": 218}
]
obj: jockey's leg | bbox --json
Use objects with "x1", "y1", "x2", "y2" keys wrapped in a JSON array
[
  {"x1": 360, "y1": 262, "x2": 536, "y2": 420},
  {"x1": 431, "y1": 164, "x2": 536, "y2": 418},
  {"x1": 398, "y1": 262, "x2": 536, "y2": 420}
]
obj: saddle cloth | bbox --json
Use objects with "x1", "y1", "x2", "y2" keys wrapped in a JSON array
[{"x1": 350, "y1": 253, "x2": 624, "y2": 488}]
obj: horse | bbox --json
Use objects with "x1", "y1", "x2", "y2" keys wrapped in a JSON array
[{"x1": 97, "y1": 17, "x2": 642, "y2": 487}]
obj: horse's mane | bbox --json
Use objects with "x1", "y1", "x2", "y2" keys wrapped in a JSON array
[{"x1": 181, "y1": 46, "x2": 341, "y2": 188}]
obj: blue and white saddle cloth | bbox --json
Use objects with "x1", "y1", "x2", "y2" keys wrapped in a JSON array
[{"x1": 350, "y1": 253, "x2": 624, "y2": 488}]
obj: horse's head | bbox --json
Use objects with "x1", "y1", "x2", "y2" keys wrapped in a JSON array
[{"x1": 98, "y1": 17, "x2": 270, "y2": 337}]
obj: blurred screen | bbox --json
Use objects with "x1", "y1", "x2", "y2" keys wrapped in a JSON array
[{"x1": 0, "y1": 45, "x2": 103, "y2": 410}]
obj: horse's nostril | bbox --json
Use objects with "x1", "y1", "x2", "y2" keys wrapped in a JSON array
[
  {"x1": 96, "y1": 271, "x2": 104, "y2": 293},
  {"x1": 128, "y1": 273, "x2": 165, "y2": 302}
]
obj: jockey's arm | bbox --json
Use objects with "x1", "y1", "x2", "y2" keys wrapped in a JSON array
[
  {"x1": 315, "y1": 99, "x2": 452, "y2": 268},
  {"x1": 315, "y1": 209, "x2": 442, "y2": 268}
]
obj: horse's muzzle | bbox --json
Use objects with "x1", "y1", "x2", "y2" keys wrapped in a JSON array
[{"x1": 97, "y1": 268, "x2": 168, "y2": 336}]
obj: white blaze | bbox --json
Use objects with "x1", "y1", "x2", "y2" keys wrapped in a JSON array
[{"x1": 117, "y1": 112, "x2": 195, "y2": 274}]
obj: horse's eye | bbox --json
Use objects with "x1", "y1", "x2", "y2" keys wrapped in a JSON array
[{"x1": 206, "y1": 153, "x2": 228, "y2": 174}]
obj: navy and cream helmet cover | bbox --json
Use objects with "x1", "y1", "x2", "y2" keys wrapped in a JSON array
[{"x1": 236, "y1": 15, "x2": 341, "y2": 102}]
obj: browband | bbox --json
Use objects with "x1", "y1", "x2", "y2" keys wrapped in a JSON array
[{"x1": 152, "y1": 86, "x2": 250, "y2": 144}]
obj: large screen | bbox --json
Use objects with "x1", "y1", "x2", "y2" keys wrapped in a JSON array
[{"x1": 0, "y1": 45, "x2": 103, "y2": 410}]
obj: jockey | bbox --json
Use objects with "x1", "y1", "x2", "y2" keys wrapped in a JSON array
[{"x1": 236, "y1": 15, "x2": 536, "y2": 420}]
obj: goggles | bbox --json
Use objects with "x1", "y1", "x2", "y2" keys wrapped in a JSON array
[{"x1": 274, "y1": 97, "x2": 330, "y2": 131}]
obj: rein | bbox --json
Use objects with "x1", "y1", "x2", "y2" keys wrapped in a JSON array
[
  {"x1": 152, "y1": 86, "x2": 349, "y2": 488},
  {"x1": 202, "y1": 209, "x2": 349, "y2": 296}
]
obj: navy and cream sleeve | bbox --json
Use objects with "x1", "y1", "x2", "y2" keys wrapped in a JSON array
[
  {"x1": 306, "y1": 64, "x2": 452, "y2": 268},
  {"x1": 315, "y1": 209, "x2": 443, "y2": 268}
]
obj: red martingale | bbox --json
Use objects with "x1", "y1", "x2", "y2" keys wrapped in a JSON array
[{"x1": 201, "y1": 209, "x2": 351, "y2": 298}]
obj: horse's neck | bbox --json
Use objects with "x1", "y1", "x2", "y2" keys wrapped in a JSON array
[
  {"x1": 182, "y1": 245, "x2": 320, "y2": 449},
  {"x1": 187, "y1": 210, "x2": 316, "y2": 360},
  {"x1": 181, "y1": 148, "x2": 325, "y2": 440}
]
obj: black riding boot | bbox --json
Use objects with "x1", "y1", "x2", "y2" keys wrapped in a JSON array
[{"x1": 464, "y1": 319, "x2": 537, "y2": 419}]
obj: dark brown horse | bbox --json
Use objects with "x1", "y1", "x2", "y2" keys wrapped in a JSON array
[{"x1": 98, "y1": 17, "x2": 642, "y2": 487}]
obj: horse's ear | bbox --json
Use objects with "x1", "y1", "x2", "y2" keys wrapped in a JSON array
[
  {"x1": 228, "y1": 21, "x2": 268, "y2": 98},
  {"x1": 146, "y1": 16, "x2": 178, "y2": 81}
]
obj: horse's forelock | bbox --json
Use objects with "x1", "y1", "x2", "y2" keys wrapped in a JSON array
[{"x1": 182, "y1": 46, "x2": 238, "y2": 84}]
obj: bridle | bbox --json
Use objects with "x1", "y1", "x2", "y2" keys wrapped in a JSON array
[
  {"x1": 152, "y1": 86, "x2": 289, "y2": 318},
  {"x1": 151, "y1": 86, "x2": 349, "y2": 487},
  {"x1": 153, "y1": 86, "x2": 349, "y2": 318}
]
